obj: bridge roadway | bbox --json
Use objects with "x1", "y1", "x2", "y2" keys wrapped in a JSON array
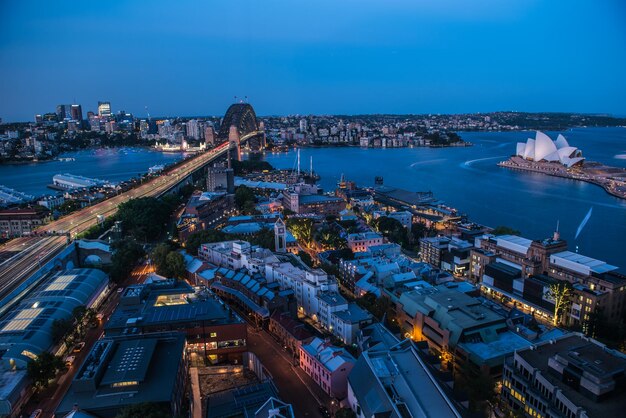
[{"x1": 0, "y1": 136, "x2": 258, "y2": 305}]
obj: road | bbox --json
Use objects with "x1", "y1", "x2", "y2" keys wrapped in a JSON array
[
  {"x1": 0, "y1": 141, "x2": 232, "y2": 305},
  {"x1": 0, "y1": 236, "x2": 67, "y2": 303},
  {"x1": 247, "y1": 327, "x2": 331, "y2": 417},
  {"x1": 24, "y1": 272, "x2": 141, "y2": 418}
]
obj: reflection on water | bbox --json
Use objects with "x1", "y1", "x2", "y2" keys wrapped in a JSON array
[
  {"x1": 263, "y1": 127, "x2": 626, "y2": 268},
  {"x1": 0, "y1": 147, "x2": 185, "y2": 197}
]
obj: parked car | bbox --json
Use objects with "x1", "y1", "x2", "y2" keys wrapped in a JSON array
[
  {"x1": 72, "y1": 342, "x2": 86, "y2": 353},
  {"x1": 65, "y1": 355, "x2": 76, "y2": 367}
]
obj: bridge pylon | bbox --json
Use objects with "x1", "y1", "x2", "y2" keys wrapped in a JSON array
[{"x1": 228, "y1": 125, "x2": 241, "y2": 161}]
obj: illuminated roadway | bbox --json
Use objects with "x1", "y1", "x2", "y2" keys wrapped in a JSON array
[{"x1": 0, "y1": 135, "x2": 260, "y2": 304}]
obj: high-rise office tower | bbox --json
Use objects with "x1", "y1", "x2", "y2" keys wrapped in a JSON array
[
  {"x1": 98, "y1": 101, "x2": 111, "y2": 117},
  {"x1": 70, "y1": 104, "x2": 83, "y2": 121}
]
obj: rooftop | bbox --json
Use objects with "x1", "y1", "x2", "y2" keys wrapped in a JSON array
[
  {"x1": 495, "y1": 235, "x2": 532, "y2": 255},
  {"x1": 206, "y1": 382, "x2": 284, "y2": 418},
  {"x1": 550, "y1": 251, "x2": 618, "y2": 275},
  {"x1": 0, "y1": 268, "x2": 108, "y2": 366},
  {"x1": 56, "y1": 333, "x2": 186, "y2": 417},
  {"x1": 301, "y1": 337, "x2": 356, "y2": 372},
  {"x1": 348, "y1": 339, "x2": 462, "y2": 418},
  {"x1": 105, "y1": 281, "x2": 242, "y2": 332},
  {"x1": 398, "y1": 286, "x2": 505, "y2": 347},
  {"x1": 516, "y1": 334, "x2": 626, "y2": 418}
]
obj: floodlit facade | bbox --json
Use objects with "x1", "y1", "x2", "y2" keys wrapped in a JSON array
[{"x1": 516, "y1": 131, "x2": 584, "y2": 167}]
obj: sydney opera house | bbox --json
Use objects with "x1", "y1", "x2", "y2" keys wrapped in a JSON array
[{"x1": 515, "y1": 131, "x2": 584, "y2": 168}]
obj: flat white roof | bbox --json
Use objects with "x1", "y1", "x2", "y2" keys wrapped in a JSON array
[
  {"x1": 496, "y1": 235, "x2": 532, "y2": 255},
  {"x1": 551, "y1": 251, "x2": 617, "y2": 274}
]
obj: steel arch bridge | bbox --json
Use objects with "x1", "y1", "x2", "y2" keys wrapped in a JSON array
[{"x1": 217, "y1": 103, "x2": 265, "y2": 150}]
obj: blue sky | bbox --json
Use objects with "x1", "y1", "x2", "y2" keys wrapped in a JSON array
[{"x1": 1, "y1": 0, "x2": 625, "y2": 121}]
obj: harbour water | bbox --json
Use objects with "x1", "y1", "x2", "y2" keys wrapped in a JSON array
[
  {"x1": 0, "y1": 128, "x2": 623, "y2": 268},
  {"x1": 0, "y1": 147, "x2": 186, "y2": 197},
  {"x1": 263, "y1": 127, "x2": 626, "y2": 269}
]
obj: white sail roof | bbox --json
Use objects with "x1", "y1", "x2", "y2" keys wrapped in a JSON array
[
  {"x1": 523, "y1": 138, "x2": 535, "y2": 160},
  {"x1": 534, "y1": 131, "x2": 558, "y2": 161}
]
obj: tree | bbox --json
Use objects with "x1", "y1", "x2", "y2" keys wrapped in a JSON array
[
  {"x1": 234, "y1": 185, "x2": 256, "y2": 210},
  {"x1": 492, "y1": 225, "x2": 521, "y2": 236},
  {"x1": 373, "y1": 216, "x2": 408, "y2": 247},
  {"x1": 248, "y1": 228, "x2": 275, "y2": 250},
  {"x1": 326, "y1": 248, "x2": 354, "y2": 265},
  {"x1": 411, "y1": 222, "x2": 434, "y2": 241},
  {"x1": 286, "y1": 218, "x2": 315, "y2": 248},
  {"x1": 242, "y1": 199, "x2": 259, "y2": 215},
  {"x1": 58, "y1": 199, "x2": 81, "y2": 214},
  {"x1": 164, "y1": 251, "x2": 186, "y2": 279},
  {"x1": 185, "y1": 229, "x2": 227, "y2": 255},
  {"x1": 110, "y1": 238, "x2": 145, "y2": 283},
  {"x1": 116, "y1": 197, "x2": 171, "y2": 241},
  {"x1": 51, "y1": 318, "x2": 73, "y2": 344},
  {"x1": 27, "y1": 352, "x2": 65, "y2": 389},
  {"x1": 115, "y1": 403, "x2": 171, "y2": 418},
  {"x1": 298, "y1": 251, "x2": 314, "y2": 267},
  {"x1": 151, "y1": 242, "x2": 174, "y2": 274},
  {"x1": 335, "y1": 408, "x2": 356, "y2": 418},
  {"x1": 231, "y1": 159, "x2": 274, "y2": 176},
  {"x1": 545, "y1": 281, "x2": 573, "y2": 326}
]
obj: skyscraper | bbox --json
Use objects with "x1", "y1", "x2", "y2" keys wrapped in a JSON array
[
  {"x1": 56, "y1": 104, "x2": 72, "y2": 120},
  {"x1": 186, "y1": 119, "x2": 200, "y2": 139},
  {"x1": 97, "y1": 101, "x2": 111, "y2": 117},
  {"x1": 70, "y1": 104, "x2": 83, "y2": 121}
]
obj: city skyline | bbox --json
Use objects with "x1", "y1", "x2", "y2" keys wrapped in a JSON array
[{"x1": 1, "y1": 0, "x2": 626, "y2": 122}]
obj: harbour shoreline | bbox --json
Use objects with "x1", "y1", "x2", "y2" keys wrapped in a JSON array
[{"x1": 498, "y1": 158, "x2": 626, "y2": 201}]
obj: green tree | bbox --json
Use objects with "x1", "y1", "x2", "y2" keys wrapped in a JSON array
[
  {"x1": 234, "y1": 185, "x2": 256, "y2": 210},
  {"x1": 58, "y1": 200, "x2": 82, "y2": 214},
  {"x1": 492, "y1": 225, "x2": 521, "y2": 236},
  {"x1": 335, "y1": 408, "x2": 356, "y2": 418},
  {"x1": 115, "y1": 403, "x2": 171, "y2": 418},
  {"x1": 185, "y1": 229, "x2": 227, "y2": 255},
  {"x1": 248, "y1": 228, "x2": 275, "y2": 250},
  {"x1": 27, "y1": 352, "x2": 65, "y2": 389},
  {"x1": 164, "y1": 251, "x2": 186, "y2": 279},
  {"x1": 51, "y1": 318, "x2": 73, "y2": 344},
  {"x1": 110, "y1": 238, "x2": 146, "y2": 283},
  {"x1": 117, "y1": 197, "x2": 171, "y2": 241},
  {"x1": 411, "y1": 222, "x2": 434, "y2": 241},
  {"x1": 545, "y1": 281, "x2": 573, "y2": 326},
  {"x1": 151, "y1": 242, "x2": 174, "y2": 274},
  {"x1": 298, "y1": 251, "x2": 314, "y2": 268},
  {"x1": 286, "y1": 218, "x2": 315, "y2": 248},
  {"x1": 242, "y1": 200, "x2": 259, "y2": 215},
  {"x1": 373, "y1": 216, "x2": 408, "y2": 247}
]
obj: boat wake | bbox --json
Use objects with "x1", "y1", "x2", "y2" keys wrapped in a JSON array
[
  {"x1": 461, "y1": 155, "x2": 507, "y2": 168},
  {"x1": 614, "y1": 154, "x2": 626, "y2": 160},
  {"x1": 409, "y1": 159, "x2": 447, "y2": 168}
]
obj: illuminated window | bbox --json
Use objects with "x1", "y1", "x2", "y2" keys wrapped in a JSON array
[
  {"x1": 111, "y1": 381, "x2": 138, "y2": 387},
  {"x1": 210, "y1": 332, "x2": 217, "y2": 338},
  {"x1": 21, "y1": 350, "x2": 37, "y2": 360}
]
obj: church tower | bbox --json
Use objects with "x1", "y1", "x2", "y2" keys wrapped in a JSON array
[{"x1": 274, "y1": 218, "x2": 287, "y2": 253}]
